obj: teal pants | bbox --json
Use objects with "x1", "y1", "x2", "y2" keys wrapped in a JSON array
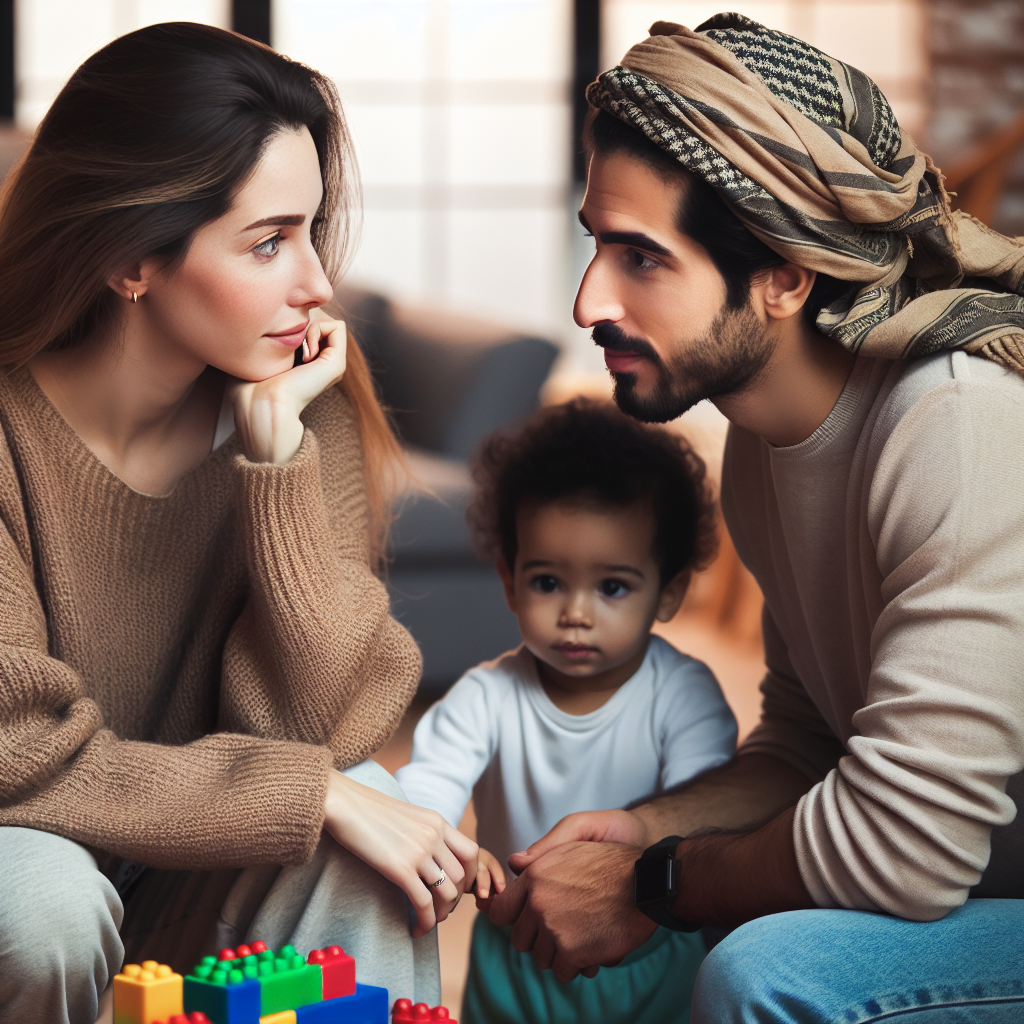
[{"x1": 462, "y1": 913, "x2": 708, "y2": 1024}]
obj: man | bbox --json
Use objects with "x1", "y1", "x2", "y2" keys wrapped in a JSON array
[{"x1": 488, "y1": 14, "x2": 1023, "y2": 1021}]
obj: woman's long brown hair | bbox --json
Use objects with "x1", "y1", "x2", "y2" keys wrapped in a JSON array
[{"x1": 0, "y1": 22, "x2": 402, "y2": 564}]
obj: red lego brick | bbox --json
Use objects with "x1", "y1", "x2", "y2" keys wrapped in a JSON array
[
  {"x1": 391, "y1": 1001, "x2": 456, "y2": 1023},
  {"x1": 160, "y1": 1015, "x2": 211, "y2": 1024},
  {"x1": 307, "y1": 946, "x2": 355, "y2": 999}
]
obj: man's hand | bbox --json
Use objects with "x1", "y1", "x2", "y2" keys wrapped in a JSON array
[
  {"x1": 488, "y1": 840, "x2": 656, "y2": 983},
  {"x1": 507, "y1": 808, "x2": 649, "y2": 876}
]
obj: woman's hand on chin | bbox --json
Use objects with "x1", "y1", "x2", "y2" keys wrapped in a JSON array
[
  {"x1": 323, "y1": 771, "x2": 479, "y2": 938},
  {"x1": 229, "y1": 315, "x2": 347, "y2": 465}
]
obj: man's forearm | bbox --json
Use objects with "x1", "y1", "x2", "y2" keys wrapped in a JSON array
[
  {"x1": 632, "y1": 752, "x2": 813, "y2": 841},
  {"x1": 671, "y1": 805, "x2": 816, "y2": 925}
]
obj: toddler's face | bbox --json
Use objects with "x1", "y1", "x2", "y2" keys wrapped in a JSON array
[{"x1": 501, "y1": 499, "x2": 685, "y2": 696}]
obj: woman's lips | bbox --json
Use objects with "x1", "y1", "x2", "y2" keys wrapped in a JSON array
[
  {"x1": 265, "y1": 321, "x2": 309, "y2": 349},
  {"x1": 603, "y1": 349, "x2": 644, "y2": 374}
]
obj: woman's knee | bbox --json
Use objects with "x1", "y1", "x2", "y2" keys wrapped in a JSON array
[{"x1": 0, "y1": 827, "x2": 123, "y2": 1022}]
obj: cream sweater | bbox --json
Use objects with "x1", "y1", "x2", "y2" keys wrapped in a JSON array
[
  {"x1": 723, "y1": 351, "x2": 1023, "y2": 921},
  {"x1": 0, "y1": 369, "x2": 421, "y2": 870}
]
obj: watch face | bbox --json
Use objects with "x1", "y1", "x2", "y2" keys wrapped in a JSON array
[{"x1": 635, "y1": 855, "x2": 674, "y2": 904}]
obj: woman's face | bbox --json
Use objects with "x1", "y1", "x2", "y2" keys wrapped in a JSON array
[{"x1": 141, "y1": 126, "x2": 334, "y2": 381}]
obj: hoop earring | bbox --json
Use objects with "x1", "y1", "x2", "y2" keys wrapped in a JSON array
[{"x1": 131, "y1": 291, "x2": 138, "y2": 303}]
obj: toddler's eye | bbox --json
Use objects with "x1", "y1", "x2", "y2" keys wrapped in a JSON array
[
  {"x1": 530, "y1": 575, "x2": 559, "y2": 594},
  {"x1": 600, "y1": 579, "x2": 629, "y2": 598},
  {"x1": 253, "y1": 233, "x2": 280, "y2": 257}
]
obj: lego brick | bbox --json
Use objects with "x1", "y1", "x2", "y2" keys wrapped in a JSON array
[
  {"x1": 259, "y1": 1013, "x2": 297, "y2": 1024},
  {"x1": 294, "y1": 984, "x2": 389, "y2": 1024},
  {"x1": 114, "y1": 961, "x2": 184, "y2": 1024},
  {"x1": 391, "y1": 1001, "x2": 456, "y2": 1023},
  {"x1": 183, "y1": 957, "x2": 261, "y2": 1024},
  {"x1": 158, "y1": 1016, "x2": 212, "y2": 1024},
  {"x1": 255, "y1": 944, "x2": 323, "y2": 1015},
  {"x1": 307, "y1": 946, "x2": 356, "y2": 1000}
]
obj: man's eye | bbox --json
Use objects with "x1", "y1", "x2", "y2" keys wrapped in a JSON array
[
  {"x1": 600, "y1": 579, "x2": 629, "y2": 598},
  {"x1": 253, "y1": 233, "x2": 280, "y2": 257},
  {"x1": 629, "y1": 249, "x2": 658, "y2": 272},
  {"x1": 530, "y1": 575, "x2": 559, "y2": 594}
]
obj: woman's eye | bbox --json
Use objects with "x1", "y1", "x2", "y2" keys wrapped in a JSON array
[
  {"x1": 600, "y1": 579, "x2": 629, "y2": 598},
  {"x1": 253, "y1": 233, "x2": 280, "y2": 257},
  {"x1": 530, "y1": 575, "x2": 559, "y2": 594}
]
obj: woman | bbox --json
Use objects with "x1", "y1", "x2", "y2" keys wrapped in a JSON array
[{"x1": 0, "y1": 22, "x2": 475, "y2": 1023}]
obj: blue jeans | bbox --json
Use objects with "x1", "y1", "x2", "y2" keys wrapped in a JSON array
[{"x1": 692, "y1": 900, "x2": 1023, "y2": 1023}]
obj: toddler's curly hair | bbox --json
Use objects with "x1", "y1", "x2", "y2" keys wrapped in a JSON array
[{"x1": 467, "y1": 398, "x2": 717, "y2": 586}]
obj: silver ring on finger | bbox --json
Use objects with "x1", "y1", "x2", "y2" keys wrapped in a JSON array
[{"x1": 425, "y1": 870, "x2": 446, "y2": 889}]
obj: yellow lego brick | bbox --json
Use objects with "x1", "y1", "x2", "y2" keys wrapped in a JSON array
[
  {"x1": 260, "y1": 1013, "x2": 297, "y2": 1024},
  {"x1": 113, "y1": 960, "x2": 184, "y2": 1024}
]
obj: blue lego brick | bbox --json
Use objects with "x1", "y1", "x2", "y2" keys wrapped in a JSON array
[
  {"x1": 183, "y1": 970, "x2": 261, "y2": 1024},
  {"x1": 294, "y1": 984, "x2": 389, "y2": 1024}
]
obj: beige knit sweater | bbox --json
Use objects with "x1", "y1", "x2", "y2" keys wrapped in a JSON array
[
  {"x1": 724, "y1": 351, "x2": 1024, "y2": 921},
  {"x1": 0, "y1": 368, "x2": 421, "y2": 870}
]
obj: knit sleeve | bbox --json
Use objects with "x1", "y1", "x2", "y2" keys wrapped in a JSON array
[
  {"x1": 0, "y1": 436, "x2": 333, "y2": 870},
  {"x1": 793, "y1": 370, "x2": 1024, "y2": 921},
  {"x1": 217, "y1": 386, "x2": 422, "y2": 768}
]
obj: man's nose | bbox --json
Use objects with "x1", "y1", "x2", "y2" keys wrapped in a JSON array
[{"x1": 574, "y1": 254, "x2": 625, "y2": 329}]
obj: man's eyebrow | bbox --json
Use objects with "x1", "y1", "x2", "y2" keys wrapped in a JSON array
[
  {"x1": 242, "y1": 214, "x2": 305, "y2": 231},
  {"x1": 599, "y1": 231, "x2": 672, "y2": 257},
  {"x1": 578, "y1": 211, "x2": 673, "y2": 257}
]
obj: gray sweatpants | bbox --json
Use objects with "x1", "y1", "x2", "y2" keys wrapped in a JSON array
[{"x1": 0, "y1": 760, "x2": 440, "y2": 1024}]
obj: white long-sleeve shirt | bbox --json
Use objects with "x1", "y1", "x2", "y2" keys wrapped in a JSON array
[
  {"x1": 396, "y1": 636, "x2": 737, "y2": 870},
  {"x1": 724, "y1": 351, "x2": 1024, "y2": 921}
]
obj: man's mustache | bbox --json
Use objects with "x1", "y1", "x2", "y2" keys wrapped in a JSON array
[{"x1": 591, "y1": 322, "x2": 662, "y2": 364}]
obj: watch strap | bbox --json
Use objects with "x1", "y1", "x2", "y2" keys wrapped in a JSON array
[{"x1": 634, "y1": 835, "x2": 702, "y2": 933}]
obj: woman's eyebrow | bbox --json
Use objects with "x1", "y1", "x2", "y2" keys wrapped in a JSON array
[{"x1": 242, "y1": 214, "x2": 305, "y2": 231}]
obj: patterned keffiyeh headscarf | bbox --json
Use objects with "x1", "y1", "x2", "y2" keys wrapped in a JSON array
[{"x1": 587, "y1": 13, "x2": 1024, "y2": 373}]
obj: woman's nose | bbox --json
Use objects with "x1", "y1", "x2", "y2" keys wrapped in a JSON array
[{"x1": 294, "y1": 240, "x2": 334, "y2": 309}]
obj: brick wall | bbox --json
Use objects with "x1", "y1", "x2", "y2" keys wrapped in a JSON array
[{"x1": 928, "y1": 0, "x2": 1024, "y2": 234}]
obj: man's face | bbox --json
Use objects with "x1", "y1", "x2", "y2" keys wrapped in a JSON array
[{"x1": 574, "y1": 150, "x2": 773, "y2": 422}]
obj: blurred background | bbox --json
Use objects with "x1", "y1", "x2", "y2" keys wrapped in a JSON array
[{"x1": 1, "y1": 0, "x2": 1020, "y2": 1012}]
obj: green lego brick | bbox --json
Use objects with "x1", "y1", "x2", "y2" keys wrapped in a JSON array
[
  {"x1": 183, "y1": 956, "x2": 261, "y2": 1024},
  {"x1": 257, "y1": 945, "x2": 323, "y2": 1015}
]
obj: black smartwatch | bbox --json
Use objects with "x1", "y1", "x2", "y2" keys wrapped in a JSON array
[{"x1": 633, "y1": 835, "x2": 701, "y2": 932}]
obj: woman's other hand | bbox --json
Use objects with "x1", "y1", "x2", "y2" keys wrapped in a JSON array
[
  {"x1": 473, "y1": 846, "x2": 507, "y2": 913},
  {"x1": 323, "y1": 771, "x2": 479, "y2": 938},
  {"x1": 229, "y1": 315, "x2": 347, "y2": 465}
]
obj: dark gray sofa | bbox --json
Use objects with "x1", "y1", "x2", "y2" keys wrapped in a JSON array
[{"x1": 334, "y1": 285, "x2": 559, "y2": 693}]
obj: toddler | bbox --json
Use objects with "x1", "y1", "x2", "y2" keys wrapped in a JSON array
[{"x1": 396, "y1": 399, "x2": 737, "y2": 1024}]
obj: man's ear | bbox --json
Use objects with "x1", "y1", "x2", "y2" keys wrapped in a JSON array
[
  {"x1": 106, "y1": 257, "x2": 161, "y2": 302},
  {"x1": 497, "y1": 556, "x2": 518, "y2": 614},
  {"x1": 753, "y1": 263, "x2": 816, "y2": 322},
  {"x1": 654, "y1": 569, "x2": 690, "y2": 623}
]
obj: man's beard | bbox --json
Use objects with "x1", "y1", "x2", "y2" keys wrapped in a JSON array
[{"x1": 594, "y1": 303, "x2": 775, "y2": 423}]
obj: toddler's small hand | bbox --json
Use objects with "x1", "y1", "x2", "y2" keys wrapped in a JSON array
[{"x1": 474, "y1": 846, "x2": 507, "y2": 912}]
